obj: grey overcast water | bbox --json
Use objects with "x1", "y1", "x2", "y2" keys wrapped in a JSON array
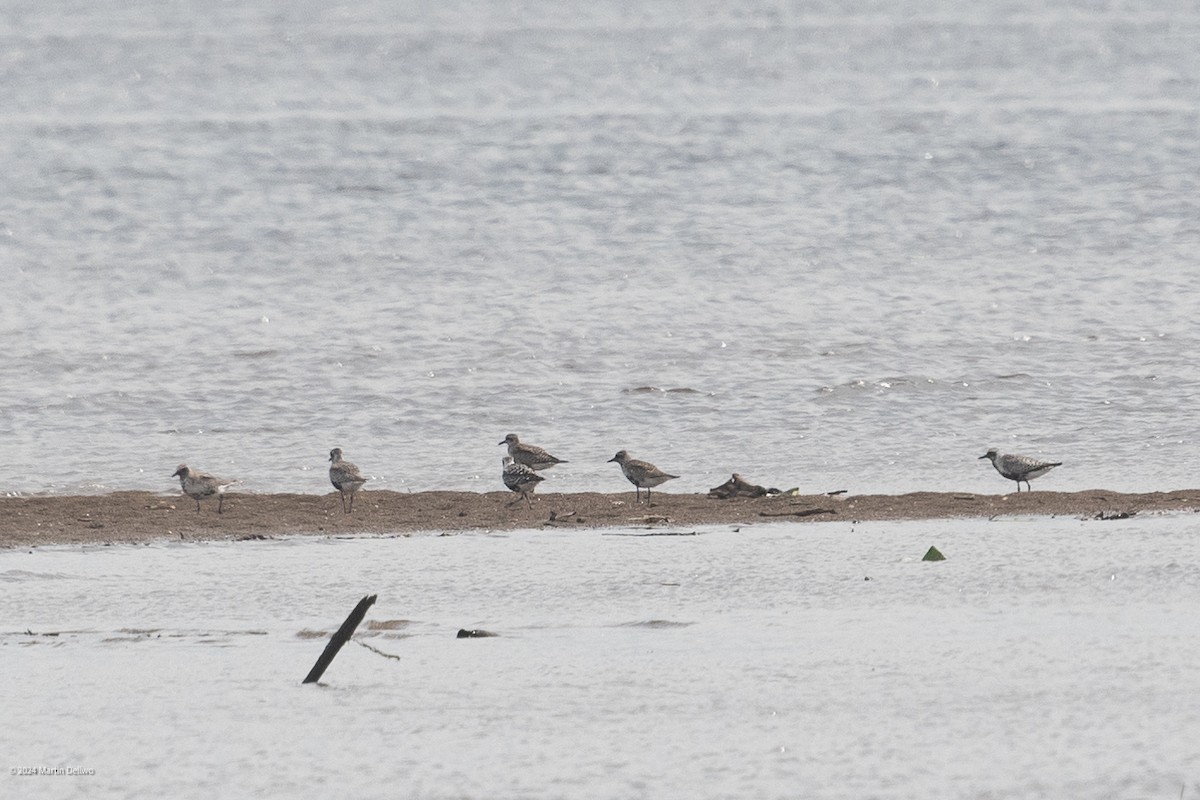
[
  {"x1": 2, "y1": 2, "x2": 1200, "y2": 798},
  {"x1": 3, "y1": 0, "x2": 1199, "y2": 497}
]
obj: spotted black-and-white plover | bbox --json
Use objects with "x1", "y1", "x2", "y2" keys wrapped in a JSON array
[
  {"x1": 171, "y1": 464, "x2": 239, "y2": 514},
  {"x1": 499, "y1": 433, "x2": 568, "y2": 471},
  {"x1": 607, "y1": 450, "x2": 678, "y2": 504},
  {"x1": 328, "y1": 448, "x2": 368, "y2": 513},
  {"x1": 502, "y1": 455, "x2": 545, "y2": 508},
  {"x1": 979, "y1": 448, "x2": 1062, "y2": 492}
]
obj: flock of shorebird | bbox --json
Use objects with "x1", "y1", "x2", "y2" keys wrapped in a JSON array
[
  {"x1": 497, "y1": 433, "x2": 679, "y2": 509},
  {"x1": 170, "y1": 436, "x2": 1061, "y2": 515}
]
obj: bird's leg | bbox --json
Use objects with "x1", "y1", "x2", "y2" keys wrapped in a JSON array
[
  {"x1": 218, "y1": 495, "x2": 224, "y2": 514},
  {"x1": 524, "y1": 492, "x2": 533, "y2": 509}
]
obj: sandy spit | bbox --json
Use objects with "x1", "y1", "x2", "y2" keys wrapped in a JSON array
[{"x1": 2, "y1": 488, "x2": 1198, "y2": 548}]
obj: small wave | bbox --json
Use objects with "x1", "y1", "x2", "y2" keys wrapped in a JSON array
[
  {"x1": 0, "y1": 569, "x2": 73, "y2": 582},
  {"x1": 296, "y1": 629, "x2": 329, "y2": 639},
  {"x1": 332, "y1": 184, "x2": 389, "y2": 193},
  {"x1": 618, "y1": 619, "x2": 693, "y2": 629},
  {"x1": 119, "y1": 628, "x2": 268, "y2": 639},
  {"x1": 4, "y1": 628, "x2": 268, "y2": 645},
  {"x1": 364, "y1": 619, "x2": 412, "y2": 631},
  {"x1": 623, "y1": 386, "x2": 710, "y2": 395},
  {"x1": 817, "y1": 376, "x2": 953, "y2": 395}
]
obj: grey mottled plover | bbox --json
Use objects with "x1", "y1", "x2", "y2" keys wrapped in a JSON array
[
  {"x1": 499, "y1": 433, "x2": 568, "y2": 471},
  {"x1": 502, "y1": 455, "x2": 544, "y2": 508},
  {"x1": 328, "y1": 448, "x2": 368, "y2": 514},
  {"x1": 979, "y1": 448, "x2": 1062, "y2": 492},
  {"x1": 171, "y1": 464, "x2": 239, "y2": 514},
  {"x1": 607, "y1": 450, "x2": 678, "y2": 504}
]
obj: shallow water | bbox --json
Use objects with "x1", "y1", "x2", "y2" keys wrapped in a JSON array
[
  {"x1": 3, "y1": 515, "x2": 1199, "y2": 799},
  {"x1": 3, "y1": 1, "x2": 1200, "y2": 498}
]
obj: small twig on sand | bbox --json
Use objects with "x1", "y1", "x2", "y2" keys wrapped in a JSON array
[
  {"x1": 354, "y1": 638, "x2": 402, "y2": 661},
  {"x1": 759, "y1": 508, "x2": 836, "y2": 518}
]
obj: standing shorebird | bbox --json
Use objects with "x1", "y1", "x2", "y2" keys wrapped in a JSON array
[
  {"x1": 979, "y1": 448, "x2": 1062, "y2": 492},
  {"x1": 499, "y1": 433, "x2": 568, "y2": 471},
  {"x1": 171, "y1": 464, "x2": 239, "y2": 514},
  {"x1": 607, "y1": 450, "x2": 678, "y2": 504},
  {"x1": 328, "y1": 448, "x2": 368, "y2": 514},
  {"x1": 502, "y1": 455, "x2": 544, "y2": 508}
]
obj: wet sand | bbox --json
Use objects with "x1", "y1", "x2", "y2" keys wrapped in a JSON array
[{"x1": 2, "y1": 488, "x2": 1198, "y2": 548}]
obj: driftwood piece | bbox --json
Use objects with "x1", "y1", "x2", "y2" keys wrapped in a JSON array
[
  {"x1": 708, "y1": 474, "x2": 779, "y2": 499},
  {"x1": 302, "y1": 594, "x2": 377, "y2": 684},
  {"x1": 758, "y1": 508, "x2": 836, "y2": 518}
]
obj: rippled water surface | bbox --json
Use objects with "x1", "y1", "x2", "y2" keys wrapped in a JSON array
[
  {"x1": 4, "y1": 517, "x2": 1199, "y2": 799},
  {"x1": 2, "y1": 0, "x2": 1199, "y2": 498}
]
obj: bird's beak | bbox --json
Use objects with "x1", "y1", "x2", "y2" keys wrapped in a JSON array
[
  {"x1": 497, "y1": 440, "x2": 506, "y2": 446},
  {"x1": 977, "y1": 454, "x2": 988, "y2": 459},
  {"x1": 606, "y1": 456, "x2": 617, "y2": 463}
]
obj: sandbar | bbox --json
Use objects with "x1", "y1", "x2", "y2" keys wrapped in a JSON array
[{"x1": 2, "y1": 488, "x2": 1197, "y2": 548}]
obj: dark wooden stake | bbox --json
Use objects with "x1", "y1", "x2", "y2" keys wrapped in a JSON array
[{"x1": 302, "y1": 594, "x2": 377, "y2": 685}]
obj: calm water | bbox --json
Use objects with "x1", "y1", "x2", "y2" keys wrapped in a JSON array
[
  {"x1": 2, "y1": 0, "x2": 1199, "y2": 498},
  {"x1": 3, "y1": 517, "x2": 1199, "y2": 799}
]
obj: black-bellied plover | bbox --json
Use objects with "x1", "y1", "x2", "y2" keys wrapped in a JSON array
[
  {"x1": 499, "y1": 433, "x2": 567, "y2": 471},
  {"x1": 171, "y1": 464, "x2": 239, "y2": 514},
  {"x1": 607, "y1": 450, "x2": 678, "y2": 504},
  {"x1": 328, "y1": 448, "x2": 368, "y2": 514},
  {"x1": 502, "y1": 455, "x2": 544, "y2": 508},
  {"x1": 979, "y1": 448, "x2": 1062, "y2": 492}
]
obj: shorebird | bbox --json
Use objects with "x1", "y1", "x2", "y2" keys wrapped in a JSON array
[
  {"x1": 499, "y1": 433, "x2": 568, "y2": 471},
  {"x1": 979, "y1": 448, "x2": 1062, "y2": 492},
  {"x1": 502, "y1": 455, "x2": 544, "y2": 508},
  {"x1": 171, "y1": 464, "x2": 239, "y2": 514},
  {"x1": 607, "y1": 450, "x2": 678, "y2": 504},
  {"x1": 328, "y1": 448, "x2": 368, "y2": 513}
]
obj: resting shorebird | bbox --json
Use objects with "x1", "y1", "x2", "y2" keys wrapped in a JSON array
[
  {"x1": 979, "y1": 448, "x2": 1062, "y2": 492},
  {"x1": 502, "y1": 455, "x2": 544, "y2": 508},
  {"x1": 499, "y1": 433, "x2": 567, "y2": 471},
  {"x1": 171, "y1": 464, "x2": 239, "y2": 514},
  {"x1": 607, "y1": 450, "x2": 678, "y2": 504},
  {"x1": 328, "y1": 448, "x2": 368, "y2": 514}
]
